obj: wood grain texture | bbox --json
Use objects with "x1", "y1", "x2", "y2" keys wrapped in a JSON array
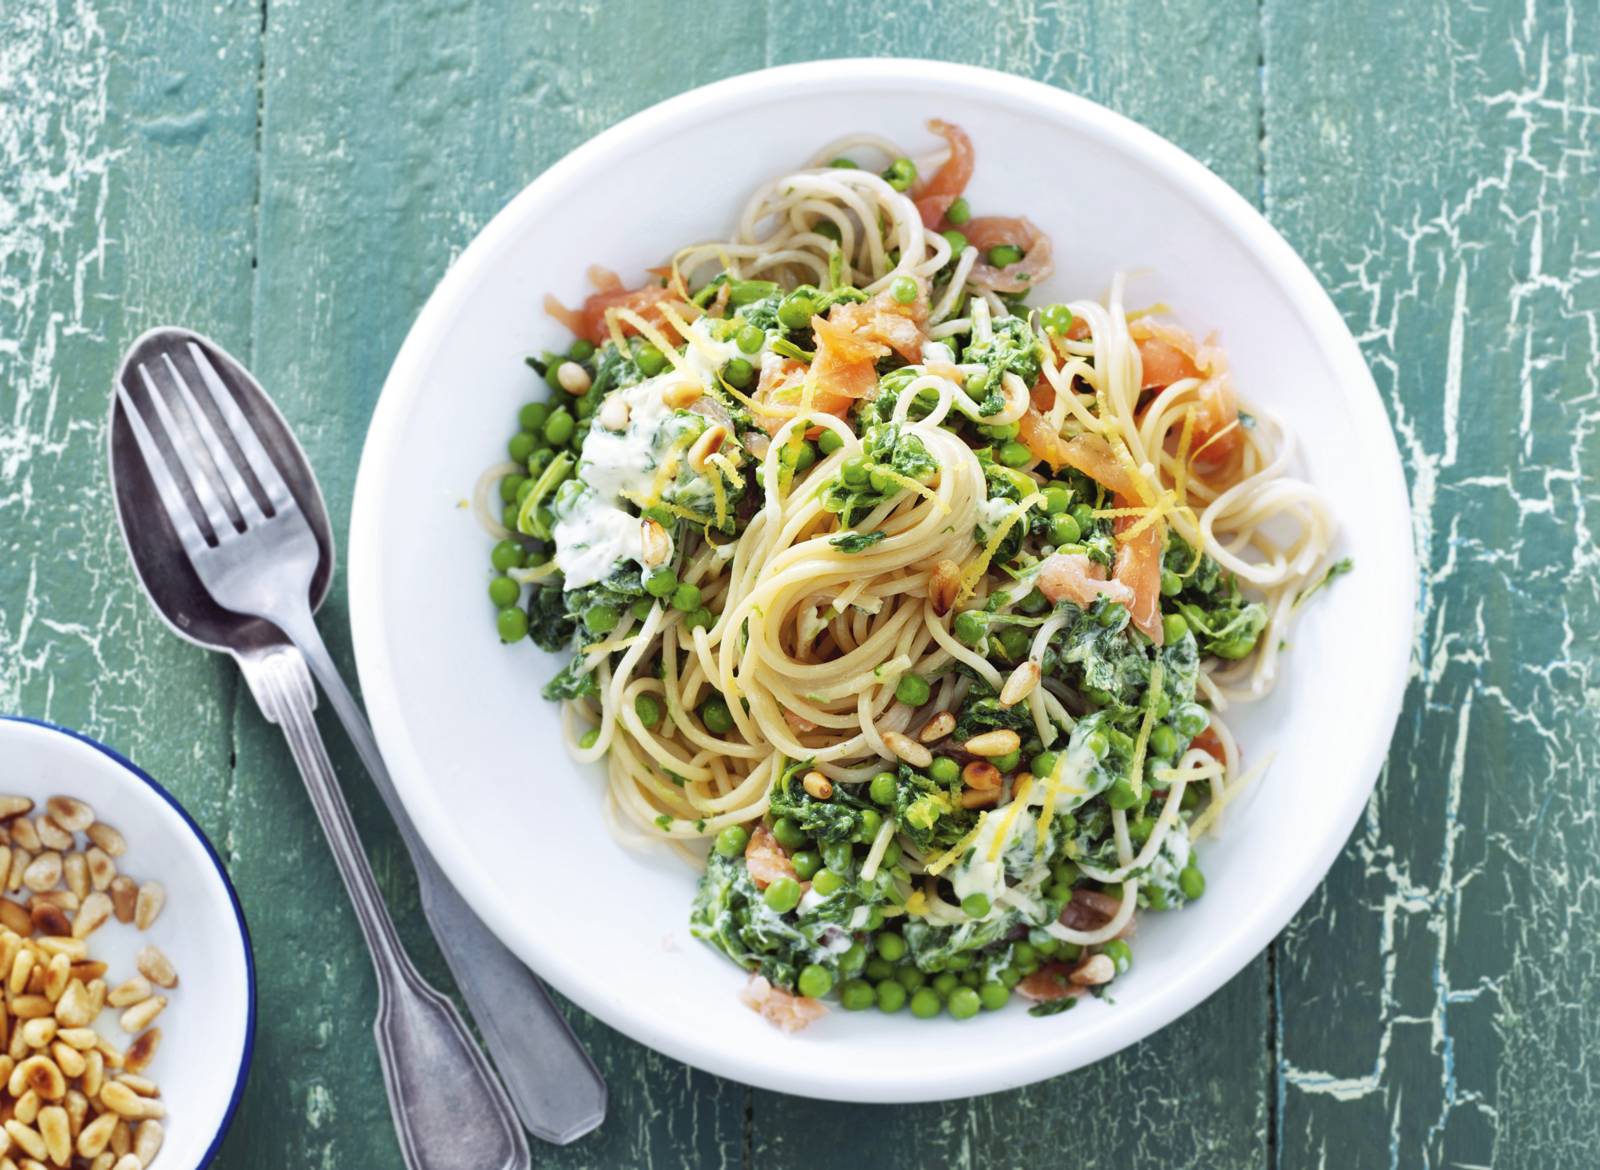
[{"x1": 2, "y1": 0, "x2": 1595, "y2": 1167}]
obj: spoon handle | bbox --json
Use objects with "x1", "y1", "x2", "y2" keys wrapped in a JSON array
[
  {"x1": 241, "y1": 647, "x2": 529, "y2": 1170},
  {"x1": 277, "y1": 608, "x2": 607, "y2": 1144}
]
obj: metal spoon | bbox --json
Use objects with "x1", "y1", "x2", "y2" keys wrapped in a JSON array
[{"x1": 108, "y1": 328, "x2": 606, "y2": 1155}]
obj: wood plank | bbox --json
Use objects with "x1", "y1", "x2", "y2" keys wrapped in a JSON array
[
  {"x1": 231, "y1": 1, "x2": 765, "y2": 1164},
  {"x1": 753, "y1": 6, "x2": 1270, "y2": 1168},
  {"x1": 1261, "y1": 1, "x2": 1600, "y2": 1166}
]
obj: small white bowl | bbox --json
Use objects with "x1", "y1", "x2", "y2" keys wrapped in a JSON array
[
  {"x1": 349, "y1": 58, "x2": 1414, "y2": 1101},
  {"x1": 0, "y1": 717, "x2": 254, "y2": 1164}
]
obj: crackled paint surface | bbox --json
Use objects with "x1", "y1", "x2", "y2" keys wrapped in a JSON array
[{"x1": 1, "y1": 1, "x2": 1595, "y2": 1167}]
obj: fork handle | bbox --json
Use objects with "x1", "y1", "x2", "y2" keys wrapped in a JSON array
[
  {"x1": 243, "y1": 649, "x2": 528, "y2": 1170},
  {"x1": 276, "y1": 607, "x2": 607, "y2": 1144}
]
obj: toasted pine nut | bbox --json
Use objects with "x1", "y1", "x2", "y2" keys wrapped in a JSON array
[
  {"x1": 77, "y1": 1111, "x2": 117, "y2": 1159},
  {"x1": 963, "y1": 728, "x2": 1021, "y2": 757},
  {"x1": 85, "y1": 847, "x2": 115, "y2": 892},
  {"x1": 64, "y1": 1084, "x2": 87, "y2": 1134},
  {"x1": 9, "y1": 996, "x2": 50, "y2": 1023},
  {"x1": 109, "y1": 1116, "x2": 130, "y2": 1155},
  {"x1": 19, "y1": 1018, "x2": 55, "y2": 1050},
  {"x1": 106, "y1": 979, "x2": 150, "y2": 1010},
  {"x1": 97, "y1": 1082, "x2": 144, "y2": 1120},
  {"x1": 134, "y1": 948, "x2": 176, "y2": 991},
  {"x1": 639, "y1": 518, "x2": 671, "y2": 568},
  {"x1": 917, "y1": 711, "x2": 955, "y2": 743},
  {"x1": 0, "y1": 898, "x2": 27, "y2": 937},
  {"x1": 35, "y1": 1106, "x2": 67, "y2": 1165},
  {"x1": 118, "y1": 998, "x2": 164, "y2": 1035},
  {"x1": 85, "y1": 824, "x2": 125, "y2": 859},
  {"x1": 28, "y1": 904, "x2": 68, "y2": 939},
  {"x1": 801, "y1": 771, "x2": 833, "y2": 800},
  {"x1": 999, "y1": 660, "x2": 1041, "y2": 707},
  {"x1": 132, "y1": 1120, "x2": 162, "y2": 1166},
  {"x1": 44, "y1": 798, "x2": 92, "y2": 835},
  {"x1": 123, "y1": 1030, "x2": 160, "y2": 1077},
  {"x1": 4, "y1": 1119, "x2": 45, "y2": 1161},
  {"x1": 0, "y1": 797, "x2": 34, "y2": 820},
  {"x1": 133, "y1": 884, "x2": 164, "y2": 932},
  {"x1": 659, "y1": 379, "x2": 701, "y2": 408},
  {"x1": 8, "y1": 1024, "x2": 26, "y2": 1061},
  {"x1": 71, "y1": 893, "x2": 111, "y2": 941},
  {"x1": 42, "y1": 954, "x2": 69, "y2": 1002},
  {"x1": 555, "y1": 361, "x2": 591, "y2": 396},
  {"x1": 929, "y1": 559, "x2": 961, "y2": 616},
  {"x1": 108, "y1": 878, "x2": 136, "y2": 925},
  {"x1": 49, "y1": 1042, "x2": 84, "y2": 1080},
  {"x1": 687, "y1": 424, "x2": 729, "y2": 474},
  {"x1": 13, "y1": 1087, "x2": 39, "y2": 1124},
  {"x1": 597, "y1": 395, "x2": 630, "y2": 431},
  {"x1": 31, "y1": 890, "x2": 77, "y2": 913},
  {"x1": 90, "y1": 1150, "x2": 117, "y2": 1170},
  {"x1": 81, "y1": 1050, "x2": 103, "y2": 1100},
  {"x1": 961, "y1": 760, "x2": 1002, "y2": 791},
  {"x1": 112, "y1": 1153, "x2": 142, "y2": 1170},
  {"x1": 7, "y1": 847, "x2": 32, "y2": 892},
  {"x1": 34, "y1": 937, "x2": 85, "y2": 961},
  {"x1": 10, "y1": 948, "x2": 35, "y2": 997},
  {"x1": 15, "y1": 1055, "x2": 63, "y2": 1101},
  {"x1": 85, "y1": 979, "x2": 106, "y2": 1020},
  {"x1": 1070, "y1": 953, "x2": 1116, "y2": 986},
  {"x1": 51, "y1": 982, "x2": 92, "y2": 1030},
  {"x1": 114, "y1": 1074, "x2": 158, "y2": 1097},
  {"x1": 10, "y1": 821, "x2": 39, "y2": 854},
  {"x1": 960, "y1": 787, "x2": 1000, "y2": 809},
  {"x1": 34, "y1": 819, "x2": 72, "y2": 853},
  {"x1": 55, "y1": 1028, "x2": 97, "y2": 1051},
  {"x1": 880, "y1": 730, "x2": 932, "y2": 769},
  {"x1": 62, "y1": 852, "x2": 88, "y2": 902}
]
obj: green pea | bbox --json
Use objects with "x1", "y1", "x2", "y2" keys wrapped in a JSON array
[
  {"x1": 633, "y1": 693, "x2": 662, "y2": 729},
  {"x1": 991, "y1": 749, "x2": 1021, "y2": 773},
  {"x1": 1071, "y1": 502, "x2": 1096, "y2": 530},
  {"x1": 876, "y1": 979, "x2": 908, "y2": 1013},
  {"x1": 811, "y1": 868, "x2": 846, "y2": 897},
  {"x1": 1179, "y1": 864, "x2": 1206, "y2": 901},
  {"x1": 490, "y1": 539, "x2": 525, "y2": 572},
  {"x1": 868, "y1": 468, "x2": 894, "y2": 493},
  {"x1": 1182, "y1": 784, "x2": 1203, "y2": 810},
  {"x1": 945, "y1": 953, "x2": 972, "y2": 972},
  {"x1": 875, "y1": 932, "x2": 907, "y2": 964},
  {"x1": 1108, "y1": 777, "x2": 1139, "y2": 809},
  {"x1": 797, "y1": 964, "x2": 833, "y2": 999},
  {"x1": 882, "y1": 158, "x2": 917, "y2": 191},
  {"x1": 763, "y1": 877, "x2": 802, "y2": 913},
  {"x1": 736, "y1": 324, "x2": 766, "y2": 355},
  {"x1": 518, "y1": 401, "x2": 549, "y2": 433},
  {"x1": 1086, "y1": 730, "x2": 1111, "y2": 758},
  {"x1": 713, "y1": 826, "x2": 748, "y2": 858},
  {"x1": 931, "y1": 972, "x2": 959, "y2": 999},
  {"x1": 1162, "y1": 612, "x2": 1189, "y2": 645},
  {"x1": 583, "y1": 605, "x2": 619, "y2": 635},
  {"x1": 998, "y1": 965, "x2": 1021, "y2": 988},
  {"x1": 817, "y1": 429, "x2": 845, "y2": 456},
  {"x1": 941, "y1": 229, "x2": 968, "y2": 255},
  {"x1": 978, "y1": 981, "x2": 1009, "y2": 1011},
  {"x1": 910, "y1": 987, "x2": 942, "y2": 1018},
  {"x1": 865, "y1": 957, "x2": 895, "y2": 982},
  {"x1": 1049, "y1": 514, "x2": 1082, "y2": 546},
  {"x1": 1160, "y1": 568, "x2": 1183, "y2": 597},
  {"x1": 960, "y1": 893, "x2": 991, "y2": 919},
  {"x1": 1098, "y1": 601, "x2": 1126, "y2": 628},
  {"x1": 1011, "y1": 942, "x2": 1037, "y2": 969},
  {"x1": 562, "y1": 337, "x2": 593, "y2": 362},
  {"x1": 869, "y1": 771, "x2": 898, "y2": 806},
  {"x1": 758, "y1": 820, "x2": 799, "y2": 857},
  {"x1": 821, "y1": 840, "x2": 853, "y2": 874},
  {"x1": 945, "y1": 196, "x2": 971, "y2": 225},
  {"x1": 643, "y1": 567, "x2": 677, "y2": 598},
  {"x1": 780, "y1": 849, "x2": 818, "y2": 883},
  {"x1": 487, "y1": 576, "x2": 519, "y2": 608},
  {"x1": 953, "y1": 609, "x2": 987, "y2": 646},
  {"x1": 630, "y1": 598, "x2": 655, "y2": 621},
  {"x1": 1174, "y1": 703, "x2": 1210, "y2": 737},
  {"x1": 986, "y1": 243, "x2": 1023, "y2": 267},
  {"x1": 997, "y1": 440, "x2": 1032, "y2": 468},
  {"x1": 1042, "y1": 303, "x2": 1074, "y2": 335},
  {"x1": 507, "y1": 432, "x2": 537, "y2": 463},
  {"x1": 855, "y1": 809, "x2": 884, "y2": 845},
  {"x1": 1052, "y1": 860, "x2": 1079, "y2": 887},
  {"x1": 700, "y1": 696, "x2": 734, "y2": 734},
  {"x1": 1129, "y1": 816, "x2": 1154, "y2": 846},
  {"x1": 839, "y1": 979, "x2": 875, "y2": 1010},
  {"x1": 500, "y1": 503, "x2": 519, "y2": 530},
  {"x1": 791, "y1": 440, "x2": 817, "y2": 473},
  {"x1": 1030, "y1": 751, "x2": 1060, "y2": 779},
  {"x1": 840, "y1": 456, "x2": 870, "y2": 486},
  {"x1": 960, "y1": 969, "x2": 982, "y2": 988},
  {"x1": 578, "y1": 728, "x2": 600, "y2": 750},
  {"x1": 980, "y1": 420, "x2": 1020, "y2": 441},
  {"x1": 995, "y1": 626, "x2": 1030, "y2": 661},
  {"x1": 897, "y1": 966, "x2": 927, "y2": 991},
  {"x1": 723, "y1": 358, "x2": 754, "y2": 389},
  {"x1": 839, "y1": 942, "x2": 867, "y2": 975},
  {"x1": 894, "y1": 673, "x2": 931, "y2": 707},
  {"x1": 671, "y1": 582, "x2": 701, "y2": 612},
  {"x1": 828, "y1": 157, "x2": 859, "y2": 169},
  {"x1": 777, "y1": 294, "x2": 817, "y2": 330},
  {"x1": 498, "y1": 474, "x2": 526, "y2": 506},
  {"x1": 542, "y1": 409, "x2": 575, "y2": 446},
  {"x1": 687, "y1": 606, "x2": 715, "y2": 629},
  {"x1": 1042, "y1": 485, "x2": 1072, "y2": 515},
  {"x1": 889, "y1": 275, "x2": 918, "y2": 304},
  {"x1": 881, "y1": 838, "x2": 902, "y2": 868},
  {"x1": 1101, "y1": 938, "x2": 1133, "y2": 973},
  {"x1": 496, "y1": 607, "x2": 528, "y2": 643},
  {"x1": 947, "y1": 986, "x2": 981, "y2": 1020},
  {"x1": 929, "y1": 756, "x2": 959, "y2": 785},
  {"x1": 636, "y1": 345, "x2": 667, "y2": 377},
  {"x1": 1150, "y1": 724, "x2": 1180, "y2": 759}
]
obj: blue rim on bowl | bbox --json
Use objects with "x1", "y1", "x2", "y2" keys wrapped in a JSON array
[{"x1": 0, "y1": 715, "x2": 257, "y2": 1168}]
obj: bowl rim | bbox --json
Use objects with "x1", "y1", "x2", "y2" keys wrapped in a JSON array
[
  {"x1": 0, "y1": 715, "x2": 258, "y2": 1164},
  {"x1": 348, "y1": 56, "x2": 1415, "y2": 1099}
]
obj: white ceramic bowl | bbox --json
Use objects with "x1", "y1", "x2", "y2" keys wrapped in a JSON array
[
  {"x1": 349, "y1": 59, "x2": 1413, "y2": 1102},
  {"x1": 0, "y1": 717, "x2": 253, "y2": 1161}
]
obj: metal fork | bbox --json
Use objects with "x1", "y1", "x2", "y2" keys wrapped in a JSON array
[{"x1": 114, "y1": 339, "x2": 544, "y2": 1170}]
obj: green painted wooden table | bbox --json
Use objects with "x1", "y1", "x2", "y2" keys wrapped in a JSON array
[{"x1": 3, "y1": 2, "x2": 1595, "y2": 1166}]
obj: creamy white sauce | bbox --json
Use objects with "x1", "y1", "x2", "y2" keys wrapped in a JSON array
[
  {"x1": 976, "y1": 495, "x2": 1016, "y2": 534},
  {"x1": 921, "y1": 339, "x2": 957, "y2": 365}
]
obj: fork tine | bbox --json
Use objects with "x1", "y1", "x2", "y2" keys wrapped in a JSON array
[
  {"x1": 115, "y1": 383, "x2": 212, "y2": 554},
  {"x1": 185, "y1": 341, "x2": 294, "y2": 513},
  {"x1": 161, "y1": 353, "x2": 265, "y2": 525},
  {"x1": 137, "y1": 363, "x2": 236, "y2": 538}
]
